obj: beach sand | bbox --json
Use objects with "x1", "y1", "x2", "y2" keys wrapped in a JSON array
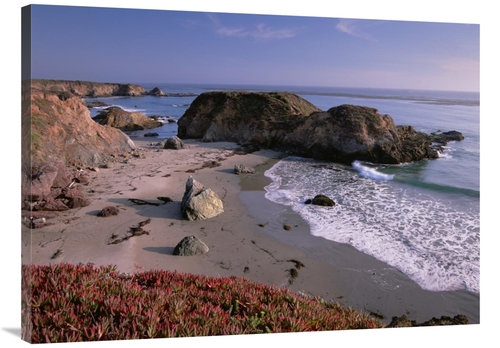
[{"x1": 21, "y1": 138, "x2": 479, "y2": 326}]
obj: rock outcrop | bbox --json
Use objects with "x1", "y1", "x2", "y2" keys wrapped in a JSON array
[
  {"x1": 147, "y1": 87, "x2": 167, "y2": 96},
  {"x1": 173, "y1": 235, "x2": 210, "y2": 256},
  {"x1": 283, "y1": 105, "x2": 441, "y2": 164},
  {"x1": 177, "y1": 92, "x2": 464, "y2": 164},
  {"x1": 24, "y1": 86, "x2": 136, "y2": 169},
  {"x1": 147, "y1": 87, "x2": 198, "y2": 97},
  {"x1": 93, "y1": 106, "x2": 163, "y2": 131},
  {"x1": 22, "y1": 81, "x2": 137, "y2": 211},
  {"x1": 181, "y1": 176, "x2": 224, "y2": 221},
  {"x1": 386, "y1": 314, "x2": 469, "y2": 327},
  {"x1": 21, "y1": 161, "x2": 91, "y2": 211},
  {"x1": 177, "y1": 91, "x2": 321, "y2": 147}
]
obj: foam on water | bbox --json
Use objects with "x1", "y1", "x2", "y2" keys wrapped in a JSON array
[
  {"x1": 264, "y1": 157, "x2": 480, "y2": 293},
  {"x1": 352, "y1": 160, "x2": 394, "y2": 180}
]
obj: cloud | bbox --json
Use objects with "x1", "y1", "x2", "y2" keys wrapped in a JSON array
[
  {"x1": 336, "y1": 19, "x2": 375, "y2": 41},
  {"x1": 207, "y1": 13, "x2": 297, "y2": 40}
]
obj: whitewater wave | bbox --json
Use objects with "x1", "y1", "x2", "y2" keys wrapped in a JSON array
[{"x1": 351, "y1": 160, "x2": 394, "y2": 181}]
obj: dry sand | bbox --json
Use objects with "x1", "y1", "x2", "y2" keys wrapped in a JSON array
[{"x1": 21, "y1": 137, "x2": 479, "y2": 326}]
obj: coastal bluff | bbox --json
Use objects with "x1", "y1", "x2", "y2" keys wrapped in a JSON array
[
  {"x1": 30, "y1": 79, "x2": 197, "y2": 98},
  {"x1": 178, "y1": 91, "x2": 463, "y2": 164},
  {"x1": 31, "y1": 79, "x2": 147, "y2": 97},
  {"x1": 22, "y1": 81, "x2": 137, "y2": 211}
]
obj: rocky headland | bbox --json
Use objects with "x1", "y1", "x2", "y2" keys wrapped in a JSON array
[
  {"x1": 31, "y1": 79, "x2": 197, "y2": 98},
  {"x1": 31, "y1": 79, "x2": 148, "y2": 97},
  {"x1": 178, "y1": 91, "x2": 463, "y2": 164}
]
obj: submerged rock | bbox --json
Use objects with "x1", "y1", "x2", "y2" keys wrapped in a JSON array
[
  {"x1": 181, "y1": 176, "x2": 224, "y2": 221},
  {"x1": 307, "y1": 194, "x2": 335, "y2": 207}
]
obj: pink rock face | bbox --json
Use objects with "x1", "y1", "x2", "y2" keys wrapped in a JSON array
[{"x1": 22, "y1": 80, "x2": 139, "y2": 211}]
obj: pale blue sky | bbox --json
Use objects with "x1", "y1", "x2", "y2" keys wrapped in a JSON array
[{"x1": 28, "y1": 4, "x2": 479, "y2": 92}]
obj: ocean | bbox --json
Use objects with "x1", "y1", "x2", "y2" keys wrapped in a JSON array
[{"x1": 86, "y1": 83, "x2": 480, "y2": 295}]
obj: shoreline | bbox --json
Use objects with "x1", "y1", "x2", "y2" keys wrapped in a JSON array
[
  {"x1": 238, "y1": 159, "x2": 479, "y2": 325},
  {"x1": 21, "y1": 137, "x2": 479, "y2": 326}
]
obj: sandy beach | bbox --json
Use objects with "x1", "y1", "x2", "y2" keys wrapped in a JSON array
[{"x1": 21, "y1": 137, "x2": 479, "y2": 326}]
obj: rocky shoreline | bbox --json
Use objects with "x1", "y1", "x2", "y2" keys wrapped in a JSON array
[{"x1": 21, "y1": 79, "x2": 475, "y2": 335}]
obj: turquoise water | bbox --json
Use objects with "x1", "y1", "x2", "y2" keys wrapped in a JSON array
[{"x1": 86, "y1": 84, "x2": 480, "y2": 293}]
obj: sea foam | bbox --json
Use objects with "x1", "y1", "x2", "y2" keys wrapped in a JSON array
[{"x1": 264, "y1": 157, "x2": 480, "y2": 294}]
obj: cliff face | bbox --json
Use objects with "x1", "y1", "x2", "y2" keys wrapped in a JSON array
[
  {"x1": 22, "y1": 81, "x2": 138, "y2": 211},
  {"x1": 31, "y1": 79, "x2": 147, "y2": 97},
  {"x1": 177, "y1": 92, "x2": 460, "y2": 164},
  {"x1": 24, "y1": 87, "x2": 136, "y2": 169}
]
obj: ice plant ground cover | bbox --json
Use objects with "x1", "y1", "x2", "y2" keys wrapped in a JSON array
[{"x1": 21, "y1": 263, "x2": 383, "y2": 343}]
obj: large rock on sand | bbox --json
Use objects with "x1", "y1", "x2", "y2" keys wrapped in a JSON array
[
  {"x1": 164, "y1": 136, "x2": 185, "y2": 150},
  {"x1": 173, "y1": 235, "x2": 209, "y2": 256},
  {"x1": 181, "y1": 176, "x2": 224, "y2": 221}
]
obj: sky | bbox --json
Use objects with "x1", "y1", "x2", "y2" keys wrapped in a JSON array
[{"x1": 27, "y1": 3, "x2": 480, "y2": 92}]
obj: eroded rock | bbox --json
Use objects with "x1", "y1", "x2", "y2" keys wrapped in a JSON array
[{"x1": 181, "y1": 176, "x2": 224, "y2": 221}]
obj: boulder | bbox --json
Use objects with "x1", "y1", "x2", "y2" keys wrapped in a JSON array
[
  {"x1": 305, "y1": 194, "x2": 335, "y2": 206},
  {"x1": 97, "y1": 206, "x2": 120, "y2": 217},
  {"x1": 93, "y1": 106, "x2": 163, "y2": 131},
  {"x1": 164, "y1": 136, "x2": 185, "y2": 150},
  {"x1": 234, "y1": 164, "x2": 256, "y2": 175},
  {"x1": 173, "y1": 235, "x2": 209, "y2": 256},
  {"x1": 181, "y1": 176, "x2": 224, "y2": 221}
]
